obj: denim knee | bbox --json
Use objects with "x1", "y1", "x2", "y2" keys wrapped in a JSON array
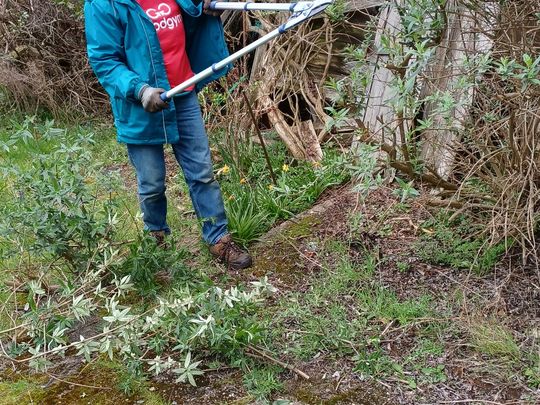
[
  {"x1": 139, "y1": 184, "x2": 166, "y2": 202},
  {"x1": 137, "y1": 171, "x2": 166, "y2": 196},
  {"x1": 190, "y1": 164, "x2": 214, "y2": 185}
]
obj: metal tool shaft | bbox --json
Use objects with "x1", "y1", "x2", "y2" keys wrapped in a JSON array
[
  {"x1": 209, "y1": 1, "x2": 311, "y2": 12},
  {"x1": 162, "y1": 28, "x2": 281, "y2": 99},
  {"x1": 161, "y1": 0, "x2": 332, "y2": 100}
]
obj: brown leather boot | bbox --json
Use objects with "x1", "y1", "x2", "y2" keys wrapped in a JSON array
[{"x1": 209, "y1": 234, "x2": 253, "y2": 270}]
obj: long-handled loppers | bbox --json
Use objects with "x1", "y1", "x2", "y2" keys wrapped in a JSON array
[{"x1": 161, "y1": 0, "x2": 333, "y2": 101}]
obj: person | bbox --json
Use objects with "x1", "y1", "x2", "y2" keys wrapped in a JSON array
[{"x1": 84, "y1": 0, "x2": 253, "y2": 270}]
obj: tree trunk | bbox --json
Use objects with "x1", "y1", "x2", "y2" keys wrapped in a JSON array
[
  {"x1": 420, "y1": 1, "x2": 498, "y2": 179},
  {"x1": 358, "y1": 2, "x2": 408, "y2": 147}
]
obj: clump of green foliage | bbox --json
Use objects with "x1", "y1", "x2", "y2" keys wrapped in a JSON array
[
  {"x1": 213, "y1": 135, "x2": 351, "y2": 245},
  {"x1": 0, "y1": 121, "x2": 275, "y2": 387},
  {"x1": 415, "y1": 213, "x2": 507, "y2": 275},
  {"x1": 469, "y1": 321, "x2": 520, "y2": 360},
  {"x1": 243, "y1": 365, "x2": 284, "y2": 400}
]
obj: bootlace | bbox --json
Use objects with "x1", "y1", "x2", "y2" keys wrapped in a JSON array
[{"x1": 220, "y1": 239, "x2": 244, "y2": 261}]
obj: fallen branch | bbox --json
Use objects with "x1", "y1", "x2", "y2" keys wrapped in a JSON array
[
  {"x1": 45, "y1": 372, "x2": 112, "y2": 391},
  {"x1": 246, "y1": 345, "x2": 310, "y2": 380}
]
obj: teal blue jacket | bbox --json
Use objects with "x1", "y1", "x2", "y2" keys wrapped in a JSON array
[{"x1": 84, "y1": 0, "x2": 230, "y2": 144}]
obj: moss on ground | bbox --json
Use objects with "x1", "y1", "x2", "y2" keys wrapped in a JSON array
[
  {"x1": 0, "y1": 359, "x2": 167, "y2": 405},
  {"x1": 283, "y1": 215, "x2": 321, "y2": 239},
  {"x1": 0, "y1": 377, "x2": 47, "y2": 405}
]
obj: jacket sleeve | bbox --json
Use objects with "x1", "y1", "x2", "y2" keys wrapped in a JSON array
[{"x1": 84, "y1": 0, "x2": 147, "y2": 101}]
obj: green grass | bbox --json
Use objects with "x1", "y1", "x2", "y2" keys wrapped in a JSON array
[
  {"x1": 415, "y1": 213, "x2": 508, "y2": 275},
  {"x1": 352, "y1": 347, "x2": 399, "y2": 378},
  {"x1": 462, "y1": 318, "x2": 540, "y2": 389},
  {"x1": 356, "y1": 287, "x2": 432, "y2": 325},
  {"x1": 468, "y1": 320, "x2": 520, "y2": 360},
  {"x1": 243, "y1": 365, "x2": 284, "y2": 400},
  {"x1": 268, "y1": 241, "x2": 435, "y2": 363},
  {"x1": 257, "y1": 236, "x2": 451, "y2": 392},
  {"x1": 396, "y1": 260, "x2": 411, "y2": 273},
  {"x1": 274, "y1": 250, "x2": 377, "y2": 358}
]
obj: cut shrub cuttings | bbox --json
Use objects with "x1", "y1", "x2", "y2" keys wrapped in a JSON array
[{"x1": 0, "y1": 124, "x2": 276, "y2": 387}]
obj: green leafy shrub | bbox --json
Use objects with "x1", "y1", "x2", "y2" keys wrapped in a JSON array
[
  {"x1": 0, "y1": 123, "x2": 276, "y2": 386},
  {"x1": 0, "y1": 130, "x2": 119, "y2": 273}
]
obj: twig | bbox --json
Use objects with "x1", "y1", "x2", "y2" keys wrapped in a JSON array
[
  {"x1": 0, "y1": 323, "x2": 30, "y2": 336},
  {"x1": 379, "y1": 320, "x2": 395, "y2": 338},
  {"x1": 44, "y1": 373, "x2": 112, "y2": 391},
  {"x1": 242, "y1": 90, "x2": 278, "y2": 185},
  {"x1": 246, "y1": 345, "x2": 310, "y2": 380}
]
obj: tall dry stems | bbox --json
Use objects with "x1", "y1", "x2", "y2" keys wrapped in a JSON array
[{"x1": 0, "y1": 0, "x2": 108, "y2": 116}]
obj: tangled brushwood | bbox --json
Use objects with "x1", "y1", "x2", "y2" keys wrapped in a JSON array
[
  {"x1": 425, "y1": 0, "x2": 540, "y2": 261},
  {"x1": 453, "y1": 1, "x2": 540, "y2": 260},
  {"x1": 0, "y1": 0, "x2": 108, "y2": 116},
  {"x1": 338, "y1": 0, "x2": 540, "y2": 262}
]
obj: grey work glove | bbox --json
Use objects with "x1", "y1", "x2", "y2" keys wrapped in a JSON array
[
  {"x1": 203, "y1": 0, "x2": 223, "y2": 16},
  {"x1": 139, "y1": 86, "x2": 169, "y2": 113}
]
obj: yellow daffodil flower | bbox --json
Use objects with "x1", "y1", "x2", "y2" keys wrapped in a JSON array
[{"x1": 217, "y1": 164, "x2": 230, "y2": 175}]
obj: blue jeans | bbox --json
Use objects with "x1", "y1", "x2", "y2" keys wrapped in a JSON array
[{"x1": 126, "y1": 92, "x2": 228, "y2": 245}]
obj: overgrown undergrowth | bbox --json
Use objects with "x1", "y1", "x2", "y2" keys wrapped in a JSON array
[
  {"x1": 0, "y1": 116, "x2": 538, "y2": 403},
  {"x1": 0, "y1": 116, "x2": 355, "y2": 400},
  {"x1": 0, "y1": 118, "x2": 278, "y2": 390}
]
